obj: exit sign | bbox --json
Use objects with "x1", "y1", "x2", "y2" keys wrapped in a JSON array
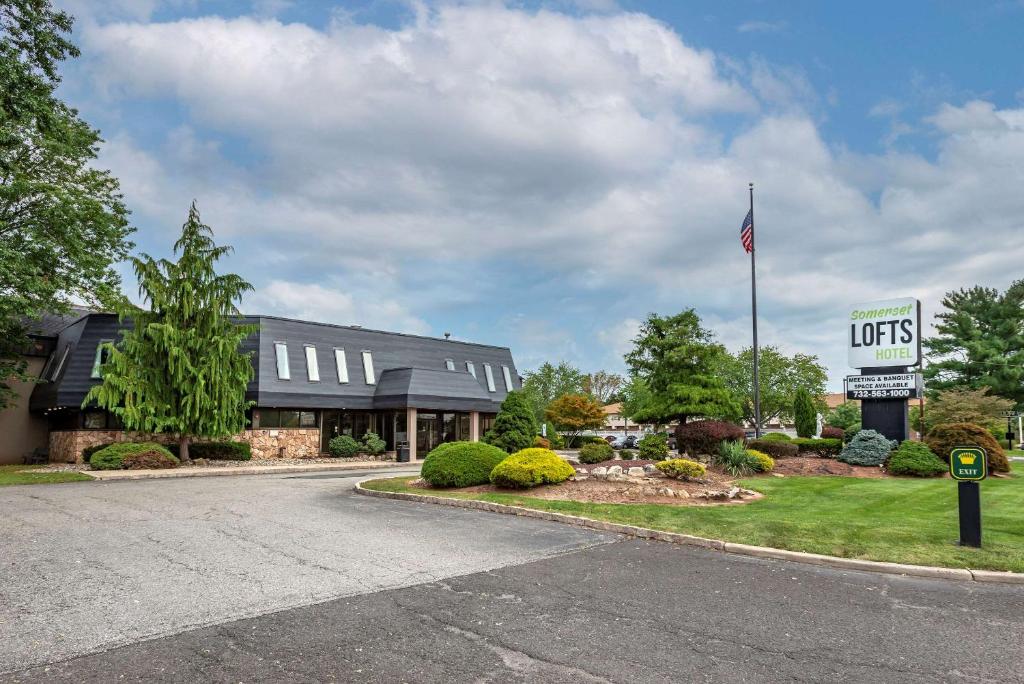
[{"x1": 950, "y1": 447, "x2": 987, "y2": 481}]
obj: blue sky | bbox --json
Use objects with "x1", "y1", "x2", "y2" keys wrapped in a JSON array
[{"x1": 55, "y1": 0, "x2": 1024, "y2": 388}]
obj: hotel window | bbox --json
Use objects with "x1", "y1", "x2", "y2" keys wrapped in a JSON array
[
  {"x1": 91, "y1": 339, "x2": 113, "y2": 379},
  {"x1": 334, "y1": 348, "x2": 349, "y2": 383},
  {"x1": 502, "y1": 365, "x2": 514, "y2": 392},
  {"x1": 304, "y1": 345, "x2": 320, "y2": 382},
  {"x1": 259, "y1": 409, "x2": 318, "y2": 429},
  {"x1": 274, "y1": 342, "x2": 290, "y2": 380},
  {"x1": 445, "y1": 358, "x2": 455, "y2": 371},
  {"x1": 50, "y1": 344, "x2": 71, "y2": 381},
  {"x1": 483, "y1": 363, "x2": 496, "y2": 392},
  {"x1": 361, "y1": 350, "x2": 375, "y2": 385},
  {"x1": 466, "y1": 361, "x2": 476, "y2": 378}
]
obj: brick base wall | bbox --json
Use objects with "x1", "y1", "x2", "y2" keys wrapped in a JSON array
[{"x1": 50, "y1": 429, "x2": 323, "y2": 464}]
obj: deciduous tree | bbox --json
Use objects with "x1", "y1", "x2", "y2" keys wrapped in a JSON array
[
  {"x1": 0, "y1": 0, "x2": 133, "y2": 407},
  {"x1": 582, "y1": 370, "x2": 624, "y2": 404},
  {"x1": 520, "y1": 361, "x2": 585, "y2": 423},
  {"x1": 825, "y1": 401, "x2": 861, "y2": 430},
  {"x1": 544, "y1": 393, "x2": 606, "y2": 447},
  {"x1": 719, "y1": 345, "x2": 827, "y2": 427},
  {"x1": 83, "y1": 204, "x2": 255, "y2": 462}
]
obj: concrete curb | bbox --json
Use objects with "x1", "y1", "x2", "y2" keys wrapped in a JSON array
[
  {"x1": 354, "y1": 481, "x2": 1024, "y2": 585},
  {"x1": 90, "y1": 461, "x2": 417, "y2": 481}
]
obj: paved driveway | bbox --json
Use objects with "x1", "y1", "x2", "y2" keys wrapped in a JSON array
[{"x1": 0, "y1": 471, "x2": 614, "y2": 673}]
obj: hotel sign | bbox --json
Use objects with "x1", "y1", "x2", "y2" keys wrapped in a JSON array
[
  {"x1": 848, "y1": 297, "x2": 921, "y2": 368},
  {"x1": 845, "y1": 373, "x2": 922, "y2": 400}
]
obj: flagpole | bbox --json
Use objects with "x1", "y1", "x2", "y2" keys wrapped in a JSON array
[{"x1": 749, "y1": 182, "x2": 762, "y2": 438}]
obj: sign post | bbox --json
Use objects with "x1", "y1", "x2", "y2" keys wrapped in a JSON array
[
  {"x1": 950, "y1": 447, "x2": 986, "y2": 548},
  {"x1": 1001, "y1": 410, "x2": 1018, "y2": 451}
]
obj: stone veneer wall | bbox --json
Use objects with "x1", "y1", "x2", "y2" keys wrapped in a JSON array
[{"x1": 50, "y1": 428, "x2": 322, "y2": 464}]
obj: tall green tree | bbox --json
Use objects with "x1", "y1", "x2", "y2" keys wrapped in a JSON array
[
  {"x1": 923, "y1": 281, "x2": 1024, "y2": 407},
  {"x1": 582, "y1": 370, "x2": 624, "y2": 404},
  {"x1": 719, "y1": 345, "x2": 827, "y2": 427},
  {"x1": 84, "y1": 204, "x2": 255, "y2": 462},
  {"x1": 520, "y1": 361, "x2": 585, "y2": 423},
  {"x1": 793, "y1": 387, "x2": 816, "y2": 438},
  {"x1": 0, "y1": 1, "x2": 133, "y2": 408},
  {"x1": 625, "y1": 309, "x2": 740, "y2": 428},
  {"x1": 483, "y1": 390, "x2": 538, "y2": 453}
]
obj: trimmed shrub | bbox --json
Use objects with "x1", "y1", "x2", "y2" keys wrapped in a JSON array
[
  {"x1": 89, "y1": 442, "x2": 175, "y2": 470},
  {"x1": 190, "y1": 441, "x2": 252, "y2": 461},
  {"x1": 576, "y1": 435, "x2": 607, "y2": 446},
  {"x1": 791, "y1": 438, "x2": 842, "y2": 457},
  {"x1": 533, "y1": 436, "x2": 551, "y2": 449},
  {"x1": 421, "y1": 441, "x2": 508, "y2": 488},
  {"x1": 794, "y1": 387, "x2": 816, "y2": 438},
  {"x1": 925, "y1": 422, "x2": 1010, "y2": 473},
  {"x1": 838, "y1": 430, "x2": 896, "y2": 466},
  {"x1": 746, "y1": 438, "x2": 798, "y2": 459},
  {"x1": 843, "y1": 423, "x2": 862, "y2": 444},
  {"x1": 747, "y1": 449, "x2": 774, "y2": 473},
  {"x1": 656, "y1": 458, "x2": 706, "y2": 480},
  {"x1": 619, "y1": 449, "x2": 636, "y2": 460},
  {"x1": 675, "y1": 420, "x2": 744, "y2": 456},
  {"x1": 716, "y1": 440, "x2": 761, "y2": 476},
  {"x1": 579, "y1": 441, "x2": 614, "y2": 464},
  {"x1": 328, "y1": 435, "x2": 361, "y2": 458},
  {"x1": 820, "y1": 426, "x2": 844, "y2": 440},
  {"x1": 81, "y1": 442, "x2": 115, "y2": 462},
  {"x1": 887, "y1": 441, "x2": 946, "y2": 477},
  {"x1": 362, "y1": 432, "x2": 386, "y2": 455},
  {"x1": 638, "y1": 433, "x2": 670, "y2": 461},
  {"x1": 123, "y1": 450, "x2": 179, "y2": 470},
  {"x1": 484, "y1": 391, "x2": 539, "y2": 453},
  {"x1": 490, "y1": 448, "x2": 575, "y2": 488},
  {"x1": 760, "y1": 432, "x2": 792, "y2": 442}
]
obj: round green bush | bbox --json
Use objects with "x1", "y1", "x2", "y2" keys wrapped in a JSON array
[
  {"x1": 362, "y1": 432, "x2": 386, "y2": 455},
  {"x1": 578, "y1": 441, "x2": 614, "y2": 464},
  {"x1": 89, "y1": 442, "x2": 175, "y2": 470},
  {"x1": 638, "y1": 433, "x2": 670, "y2": 461},
  {"x1": 745, "y1": 438, "x2": 798, "y2": 459},
  {"x1": 619, "y1": 449, "x2": 636, "y2": 460},
  {"x1": 747, "y1": 449, "x2": 774, "y2": 473},
  {"x1": 838, "y1": 429, "x2": 896, "y2": 466},
  {"x1": 887, "y1": 441, "x2": 946, "y2": 477},
  {"x1": 328, "y1": 435, "x2": 361, "y2": 457},
  {"x1": 925, "y1": 422, "x2": 1009, "y2": 473},
  {"x1": 489, "y1": 448, "x2": 575, "y2": 488},
  {"x1": 760, "y1": 432, "x2": 792, "y2": 442},
  {"x1": 190, "y1": 441, "x2": 252, "y2": 461},
  {"x1": 655, "y1": 458, "x2": 706, "y2": 480},
  {"x1": 421, "y1": 441, "x2": 508, "y2": 488}
]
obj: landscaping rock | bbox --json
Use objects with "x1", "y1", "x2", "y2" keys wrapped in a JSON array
[
  {"x1": 726, "y1": 486, "x2": 740, "y2": 499},
  {"x1": 641, "y1": 487, "x2": 658, "y2": 496},
  {"x1": 591, "y1": 467, "x2": 607, "y2": 478},
  {"x1": 606, "y1": 465, "x2": 623, "y2": 476},
  {"x1": 627, "y1": 467, "x2": 645, "y2": 477},
  {"x1": 674, "y1": 489, "x2": 689, "y2": 499},
  {"x1": 643, "y1": 464, "x2": 658, "y2": 474},
  {"x1": 657, "y1": 487, "x2": 675, "y2": 497}
]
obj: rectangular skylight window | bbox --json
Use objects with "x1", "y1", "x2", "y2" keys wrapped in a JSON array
[
  {"x1": 304, "y1": 345, "x2": 319, "y2": 382},
  {"x1": 445, "y1": 358, "x2": 455, "y2": 371},
  {"x1": 274, "y1": 342, "x2": 290, "y2": 380},
  {"x1": 362, "y1": 350, "x2": 375, "y2": 385},
  {"x1": 483, "y1": 363, "x2": 496, "y2": 392},
  {"x1": 51, "y1": 344, "x2": 71, "y2": 381},
  {"x1": 334, "y1": 348, "x2": 349, "y2": 383},
  {"x1": 466, "y1": 361, "x2": 476, "y2": 378},
  {"x1": 502, "y1": 365, "x2": 513, "y2": 392},
  {"x1": 91, "y1": 339, "x2": 113, "y2": 379}
]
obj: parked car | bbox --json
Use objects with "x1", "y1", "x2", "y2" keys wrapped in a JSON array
[{"x1": 611, "y1": 435, "x2": 639, "y2": 449}]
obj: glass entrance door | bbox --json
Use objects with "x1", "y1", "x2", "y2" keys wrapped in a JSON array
[{"x1": 416, "y1": 412, "x2": 440, "y2": 454}]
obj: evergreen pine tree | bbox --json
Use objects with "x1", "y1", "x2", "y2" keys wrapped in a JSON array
[
  {"x1": 83, "y1": 204, "x2": 256, "y2": 462},
  {"x1": 793, "y1": 387, "x2": 816, "y2": 438},
  {"x1": 484, "y1": 390, "x2": 539, "y2": 453}
]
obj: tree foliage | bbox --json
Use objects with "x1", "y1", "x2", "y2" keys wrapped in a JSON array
[
  {"x1": 913, "y1": 386, "x2": 1013, "y2": 436},
  {"x1": 483, "y1": 390, "x2": 538, "y2": 453},
  {"x1": 544, "y1": 393, "x2": 606, "y2": 447},
  {"x1": 825, "y1": 402, "x2": 861, "y2": 430},
  {"x1": 719, "y1": 345, "x2": 827, "y2": 428},
  {"x1": 83, "y1": 204, "x2": 255, "y2": 462},
  {"x1": 520, "y1": 361, "x2": 585, "y2": 423},
  {"x1": 625, "y1": 309, "x2": 740, "y2": 426},
  {"x1": 0, "y1": 0, "x2": 134, "y2": 407},
  {"x1": 793, "y1": 387, "x2": 817, "y2": 438},
  {"x1": 582, "y1": 370, "x2": 624, "y2": 404},
  {"x1": 923, "y1": 281, "x2": 1024, "y2": 407}
]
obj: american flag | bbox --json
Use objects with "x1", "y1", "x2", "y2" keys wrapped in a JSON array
[{"x1": 740, "y1": 209, "x2": 753, "y2": 253}]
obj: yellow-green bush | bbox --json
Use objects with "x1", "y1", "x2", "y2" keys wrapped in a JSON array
[
  {"x1": 489, "y1": 448, "x2": 575, "y2": 488},
  {"x1": 655, "y1": 458, "x2": 706, "y2": 480},
  {"x1": 747, "y1": 449, "x2": 774, "y2": 473}
]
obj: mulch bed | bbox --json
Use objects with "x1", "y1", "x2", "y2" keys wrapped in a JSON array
[{"x1": 765, "y1": 456, "x2": 885, "y2": 478}]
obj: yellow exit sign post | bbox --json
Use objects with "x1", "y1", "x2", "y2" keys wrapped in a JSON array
[{"x1": 950, "y1": 447, "x2": 986, "y2": 548}]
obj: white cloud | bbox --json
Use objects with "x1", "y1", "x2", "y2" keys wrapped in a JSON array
[
  {"x1": 737, "y1": 20, "x2": 788, "y2": 34},
  {"x1": 72, "y1": 5, "x2": 1024, "y2": 389}
]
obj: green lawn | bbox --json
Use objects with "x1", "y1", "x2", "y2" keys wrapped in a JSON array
[
  {"x1": 1008, "y1": 450, "x2": 1024, "y2": 458},
  {"x1": 0, "y1": 465, "x2": 93, "y2": 486},
  {"x1": 363, "y1": 465, "x2": 1024, "y2": 572}
]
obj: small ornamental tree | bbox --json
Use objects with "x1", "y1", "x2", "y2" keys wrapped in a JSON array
[
  {"x1": 83, "y1": 204, "x2": 256, "y2": 463},
  {"x1": 484, "y1": 390, "x2": 538, "y2": 453},
  {"x1": 825, "y1": 402, "x2": 861, "y2": 431},
  {"x1": 793, "y1": 387, "x2": 816, "y2": 438},
  {"x1": 545, "y1": 393, "x2": 606, "y2": 447}
]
